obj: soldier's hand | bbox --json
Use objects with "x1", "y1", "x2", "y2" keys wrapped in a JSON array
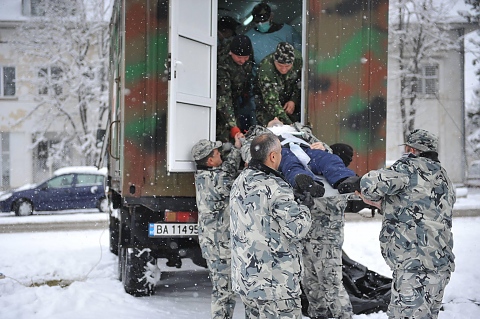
[
  {"x1": 283, "y1": 101, "x2": 295, "y2": 115},
  {"x1": 234, "y1": 132, "x2": 245, "y2": 149},
  {"x1": 310, "y1": 142, "x2": 325, "y2": 150},
  {"x1": 295, "y1": 190, "x2": 314, "y2": 209},
  {"x1": 355, "y1": 190, "x2": 382, "y2": 209}
]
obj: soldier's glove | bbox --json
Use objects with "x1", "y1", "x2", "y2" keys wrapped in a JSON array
[
  {"x1": 230, "y1": 126, "x2": 241, "y2": 138},
  {"x1": 295, "y1": 191, "x2": 315, "y2": 209}
]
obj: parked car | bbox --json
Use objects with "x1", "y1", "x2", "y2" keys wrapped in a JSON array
[
  {"x1": 466, "y1": 160, "x2": 480, "y2": 187},
  {"x1": 0, "y1": 166, "x2": 108, "y2": 216}
]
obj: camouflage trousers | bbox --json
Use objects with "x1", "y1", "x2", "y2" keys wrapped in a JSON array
[
  {"x1": 240, "y1": 295, "x2": 302, "y2": 319},
  {"x1": 205, "y1": 258, "x2": 236, "y2": 319},
  {"x1": 302, "y1": 241, "x2": 353, "y2": 319},
  {"x1": 388, "y1": 269, "x2": 451, "y2": 319}
]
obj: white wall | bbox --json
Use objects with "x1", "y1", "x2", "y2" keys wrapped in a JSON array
[{"x1": 9, "y1": 132, "x2": 32, "y2": 187}]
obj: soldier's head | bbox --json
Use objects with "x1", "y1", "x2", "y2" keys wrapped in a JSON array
[
  {"x1": 252, "y1": 3, "x2": 273, "y2": 33},
  {"x1": 404, "y1": 129, "x2": 438, "y2": 155},
  {"x1": 191, "y1": 139, "x2": 223, "y2": 167},
  {"x1": 273, "y1": 42, "x2": 294, "y2": 74},
  {"x1": 250, "y1": 133, "x2": 282, "y2": 170},
  {"x1": 229, "y1": 35, "x2": 252, "y2": 66},
  {"x1": 218, "y1": 16, "x2": 239, "y2": 42}
]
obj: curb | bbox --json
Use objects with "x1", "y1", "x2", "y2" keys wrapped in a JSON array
[{"x1": 0, "y1": 220, "x2": 108, "y2": 233}]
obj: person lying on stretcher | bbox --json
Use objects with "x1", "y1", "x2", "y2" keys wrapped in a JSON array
[{"x1": 240, "y1": 117, "x2": 361, "y2": 197}]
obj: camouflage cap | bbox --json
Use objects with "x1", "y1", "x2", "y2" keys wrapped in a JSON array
[
  {"x1": 404, "y1": 129, "x2": 438, "y2": 152},
  {"x1": 251, "y1": 3, "x2": 271, "y2": 23},
  {"x1": 191, "y1": 139, "x2": 222, "y2": 161},
  {"x1": 274, "y1": 42, "x2": 295, "y2": 64}
]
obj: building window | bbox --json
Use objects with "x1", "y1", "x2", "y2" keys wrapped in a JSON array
[
  {"x1": 30, "y1": 0, "x2": 45, "y2": 16},
  {"x1": 38, "y1": 67, "x2": 63, "y2": 96},
  {"x1": 27, "y1": 0, "x2": 77, "y2": 17},
  {"x1": 0, "y1": 133, "x2": 10, "y2": 189},
  {"x1": 0, "y1": 66, "x2": 16, "y2": 97},
  {"x1": 33, "y1": 135, "x2": 71, "y2": 183},
  {"x1": 412, "y1": 64, "x2": 439, "y2": 97}
]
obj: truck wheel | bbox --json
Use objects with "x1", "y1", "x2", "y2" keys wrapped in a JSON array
[
  {"x1": 118, "y1": 246, "x2": 125, "y2": 281},
  {"x1": 98, "y1": 197, "x2": 109, "y2": 212},
  {"x1": 15, "y1": 199, "x2": 33, "y2": 216},
  {"x1": 123, "y1": 248, "x2": 160, "y2": 297},
  {"x1": 109, "y1": 214, "x2": 119, "y2": 255}
]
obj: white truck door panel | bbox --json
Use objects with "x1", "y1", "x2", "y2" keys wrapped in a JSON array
[{"x1": 167, "y1": 0, "x2": 217, "y2": 172}]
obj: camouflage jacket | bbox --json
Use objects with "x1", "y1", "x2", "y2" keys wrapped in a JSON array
[
  {"x1": 360, "y1": 153, "x2": 456, "y2": 272},
  {"x1": 230, "y1": 160, "x2": 312, "y2": 300},
  {"x1": 194, "y1": 148, "x2": 241, "y2": 260},
  {"x1": 306, "y1": 196, "x2": 348, "y2": 246},
  {"x1": 240, "y1": 123, "x2": 332, "y2": 164},
  {"x1": 216, "y1": 52, "x2": 255, "y2": 137},
  {"x1": 255, "y1": 49, "x2": 303, "y2": 126}
]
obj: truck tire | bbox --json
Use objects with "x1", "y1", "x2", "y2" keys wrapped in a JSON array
[
  {"x1": 117, "y1": 246, "x2": 125, "y2": 281},
  {"x1": 109, "y1": 214, "x2": 119, "y2": 255},
  {"x1": 123, "y1": 247, "x2": 161, "y2": 297}
]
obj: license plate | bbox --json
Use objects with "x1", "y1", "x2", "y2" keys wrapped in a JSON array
[{"x1": 148, "y1": 223, "x2": 198, "y2": 237}]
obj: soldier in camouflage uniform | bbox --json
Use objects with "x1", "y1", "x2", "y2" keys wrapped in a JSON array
[
  {"x1": 217, "y1": 16, "x2": 240, "y2": 57},
  {"x1": 359, "y1": 129, "x2": 456, "y2": 319},
  {"x1": 217, "y1": 35, "x2": 255, "y2": 142},
  {"x1": 302, "y1": 196, "x2": 354, "y2": 319},
  {"x1": 191, "y1": 134, "x2": 244, "y2": 319},
  {"x1": 230, "y1": 132, "x2": 312, "y2": 319},
  {"x1": 255, "y1": 42, "x2": 302, "y2": 126}
]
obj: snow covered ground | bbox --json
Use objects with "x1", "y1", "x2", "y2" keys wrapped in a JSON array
[{"x1": 0, "y1": 188, "x2": 479, "y2": 319}]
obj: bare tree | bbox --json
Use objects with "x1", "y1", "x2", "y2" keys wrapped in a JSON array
[
  {"x1": 10, "y1": 0, "x2": 111, "y2": 166},
  {"x1": 389, "y1": 0, "x2": 459, "y2": 141},
  {"x1": 462, "y1": 0, "x2": 480, "y2": 158}
]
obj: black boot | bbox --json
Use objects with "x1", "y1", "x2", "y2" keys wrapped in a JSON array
[{"x1": 337, "y1": 175, "x2": 361, "y2": 194}]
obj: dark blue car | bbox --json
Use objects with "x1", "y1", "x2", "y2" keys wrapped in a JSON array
[{"x1": 0, "y1": 166, "x2": 108, "y2": 216}]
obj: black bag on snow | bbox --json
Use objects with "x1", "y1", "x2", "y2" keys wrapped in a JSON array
[{"x1": 301, "y1": 251, "x2": 391, "y2": 317}]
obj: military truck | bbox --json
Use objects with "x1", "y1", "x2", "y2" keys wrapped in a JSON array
[{"x1": 104, "y1": 0, "x2": 388, "y2": 297}]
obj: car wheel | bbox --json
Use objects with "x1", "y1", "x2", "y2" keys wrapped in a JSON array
[
  {"x1": 15, "y1": 200, "x2": 33, "y2": 216},
  {"x1": 98, "y1": 197, "x2": 109, "y2": 212}
]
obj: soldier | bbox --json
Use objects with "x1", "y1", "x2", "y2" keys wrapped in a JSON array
[
  {"x1": 217, "y1": 34, "x2": 255, "y2": 142},
  {"x1": 255, "y1": 42, "x2": 302, "y2": 126},
  {"x1": 358, "y1": 129, "x2": 456, "y2": 319},
  {"x1": 191, "y1": 133, "x2": 244, "y2": 319},
  {"x1": 217, "y1": 16, "x2": 240, "y2": 56},
  {"x1": 301, "y1": 196, "x2": 354, "y2": 319},
  {"x1": 230, "y1": 132, "x2": 312, "y2": 319}
]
